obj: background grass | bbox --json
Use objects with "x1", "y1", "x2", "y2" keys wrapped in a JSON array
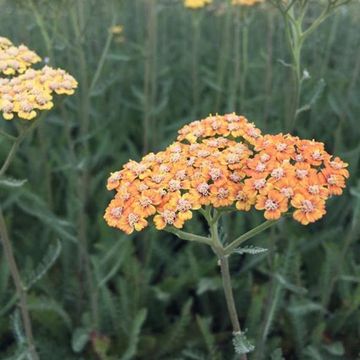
[{"x1": 0, "y1": 0, "x2": 360, "y2": 359}]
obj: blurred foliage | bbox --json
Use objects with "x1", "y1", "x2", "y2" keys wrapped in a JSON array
[{"x1": 0, "y1": 0, "x2": 359, "y2": 359}]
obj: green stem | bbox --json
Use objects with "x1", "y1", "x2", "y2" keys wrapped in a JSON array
[
  {"x1": 224, "y1": 220, "x2": 279, "y2": 256},
  {"x1": 240, "y1": 12, "x2": 249, "y2": 111},
  {"x1": 164, "y1": 227, "x2": 211, "y2": 246},
  {"x1": 215, "y1": 0, "x2": 232, "y2": 110},
  {"x1": 0, "y1": 208, "x2": 39, "y2": 360},
  {"x1": 208, "y1": 213, "x2": 247, "y2": 360},
  {"x1": 191, "y1": 13, "x2": 201, "y2": 117},
  {"x1": 0, "y1": 115, "x2": 46, "y2": 177},
  {"x1": 89, "y1": 15, "x2": 116, "y2": 94}
]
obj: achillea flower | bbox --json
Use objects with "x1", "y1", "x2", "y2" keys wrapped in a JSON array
[
  {"x1": 104, "y1": 114, "x2": 349, "y2": 233},
  {"x1": 184, "y1": 0, "x2": 212, "y2": 9},
  {"x1": 0, "y1": 37, "x2": 41, "y2": 75},
  {"x1": 0, "y1": 37, "x2": 77, "y2": 120},
  {"x1": 232, "y1": 0, "x2": 264, "y2": 5}
]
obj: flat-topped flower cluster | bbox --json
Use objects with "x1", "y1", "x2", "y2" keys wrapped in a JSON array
[
  {"x1": 104, "y1": 114, "x2": 348, "y2": 234},
  {"x1": 0, "y1": 36, "x2": 77, "y2": 120}
]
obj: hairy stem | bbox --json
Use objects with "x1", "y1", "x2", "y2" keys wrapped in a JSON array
[{"x1": 0, "y1": 209, "x2": 39, "y2": 360}]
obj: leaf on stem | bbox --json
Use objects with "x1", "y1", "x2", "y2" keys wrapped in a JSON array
[
  {"x1": 0, "y1": 177, "x2": 27, "y2": 188},
  {"x1": 232, "y1": 245, "x2": 268, "y2": 256},
  {"x1": 232, "y1": 331, "x2": 255, "y2": 355}
]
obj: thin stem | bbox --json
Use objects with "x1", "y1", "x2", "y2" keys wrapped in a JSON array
[
  {"x1": 219, "y1": 255, "x2": 242, "y2": 333},
  {"x1": 0, "y1": 208, "x2": 39, "y2": 360},
  {"x1": 230, "y1": 5, "x2": 241, "y2": 111},
  {"x1": 0, "y1": 115, "x2": 45, "y2": 177},
  {"x1": 0, "y1": 136, "x2": 22, "y2": 177},
  {"x1": 89, "y1": 14, "x2": 116, "y2": 94},
  {"x1": 0, "y1": 128, "x2": 16, "y2": 141},
  {"x1": 191, "y1": 13, "x2": 201, "y2": 117},
  {"x1": 240, "y1": 11, "x2": 249, "y2": 111},
  {"x1": 224, "y1": 219, "x2": 279, "y2": 256},
  {"x1": 209, "y1": 215, "x2": 247, "y2": 360},
  {"x1": 164, "y1": 227, "x2": 211, "y2": 246},
  {"x1": 215, "y1": 0, "x2": 232, "y2": 110},
  {"x1": 143, "y1": 0, "x2": 157, "y2": 153}
]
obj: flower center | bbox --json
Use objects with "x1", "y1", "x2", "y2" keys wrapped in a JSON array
[
  {"x1": 236, "y1": 191, "x2": 247, "y2": 202},
  {"x1": 128, "y1": 213, "x2": 139, "y2": 227},
  {"x1": 209, "y1": 168, "x2": 222, "y2": 181},
  {"x1": 276, "y1": 143, "x2": 287, "y2": 151},
  {"x1": 308, "y1": 185, "x2": 319, "y2": 194},
  {"x1": 271, "y1": 167, "x2": 284, "y2": 179},
  {"x1": 255, "y1": 162, "x2": 266, "y2": 172},
  {"x1": 152, "y1": 175, "x2": 164, "y2": 184},
  {"x1": 217, "y1": 188, "x2": 229, "y2": 199},
  {"x1": 296, "y1": 169, "x2": 308, "y2": 179},
  {"x1": 197, "y1": 182, "x2": 210, "y2": 196},
  {"x1": 169, "y1": 180, "x2": 181, "y2": 192},
  {"x1": 311, "y1": 150, "x2": 322, "y2": 160},
  {"x1": 229, "y1": 173, "x2": 241, "y2": 183},
  {"x1": 280, "y1": 187, "x2": 293, "y2": 198},
  {"x1": 254, "y1": 179, "x2": 266, "y2": 190},
  {"x1": 265, "y1": 199, "x2": 278, "y2": 211},
  {"x1": 327, "y1": 175, "x2": 337, "y2": 185},
  {"x1": 139, "y1": 197, "x2": 152, "y2": 207},
  {"x1": 301, "y1": 200, "x2": 315, "y2": 213},
  {"x1": 163, "y1": 210, "x2": 176, "y2": 224},
  {"x1": 110, "y1": 207, "x2": 123, "y2": 218},
  {"x1": 177, "y1": 199, "x2": 191, "y2": 212},
  {"x1": 260, "y1": 153, "x2": 270, "y2": 162}
]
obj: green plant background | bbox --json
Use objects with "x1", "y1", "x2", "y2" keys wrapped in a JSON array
[{"x1": 0, "y1": 0, "x2": 359, "y2": 359}]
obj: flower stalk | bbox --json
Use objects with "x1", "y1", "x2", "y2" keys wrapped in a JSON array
[
  {"x1": 0, "y1": 208, "x2": 39, "y2": 360},
  {"x1": 271, "y1": 0, "x2": 351, "y2": 131},
  {"x1": 164, "y1": 208, "x2": 279, "y2": 356}
]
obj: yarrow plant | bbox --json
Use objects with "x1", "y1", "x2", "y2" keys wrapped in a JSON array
[
  {"x1": 104, "y1": 113, "x2": 348, "y2": 356},
  {"x1": 0, "y1": 36, "x2": 77, "y2": 360}
]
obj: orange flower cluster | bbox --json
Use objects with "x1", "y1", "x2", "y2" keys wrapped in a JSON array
[
  {"x1": 104, "y1": 114, "x2": 348, "y2": 234},
  {"x1": 0, "y1": 36, "x2": 77, "y2": 120},
  {"x1": 0, "y1": 36, "x2": 41, "y2": 75}
]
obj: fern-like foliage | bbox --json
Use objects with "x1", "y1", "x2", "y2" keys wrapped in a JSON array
[{"x1": 232, "y1": 331, "x2": 255, "y2": 355}]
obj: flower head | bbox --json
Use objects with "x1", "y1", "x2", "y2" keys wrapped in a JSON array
[
  {"x1": 184, "y1": 0, "x2": 212, "y2": 9},
  {"x1": 0, "y1": 36, "x2": 77, "y2": 121},
  {"x1": 104, "y1": 113, "x2": 348, "y2": 232}
]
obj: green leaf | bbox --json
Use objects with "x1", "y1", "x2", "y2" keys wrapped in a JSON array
[
  {"x1": 121, "y1": 308, "x2": 148, "y2": 360},
  {"x1": 322, "y1": 342, "x2": 345, "y2": 356},
  {"x1": 274, "y1": 273, "x2": 307, "y2": 295},
  {"x1": 72, "y1": 327, "x2": 90, "y2": 353},
  {"x1": 196, "y1": 277, "x2": 221, "y2": 295},
  {"x1": 0, "y1": 177, "x2": 27, "y2": 188},
  {"x1": 232, "y1": 332, "x2": 255, "y2": 355},
  {"x1": 270, "y1": 348, "x2": 285, "y2": 360},
  {"x1": 233, "y1": 246, "x2": 268, "y2": 255},
  {"x1": 24, "y1": 239, "x2": 62, "y2": 290}
]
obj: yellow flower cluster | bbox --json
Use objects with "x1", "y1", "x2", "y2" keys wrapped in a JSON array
[
  {"x1": 0, "y1": 36, "x2": 77, "y2": 120},
  {"x1": 232, "y1": 0, "x2": 264, "y2": 6},
  {"x1": 104, "y1": 114, "x2": 348, "y2": 234},
  {"x1": 0, "y1": 36, "x2": 41, "y2": 75},
  {"x1": 184, "y1": 0, "x2": 212, "y2": 9}
]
